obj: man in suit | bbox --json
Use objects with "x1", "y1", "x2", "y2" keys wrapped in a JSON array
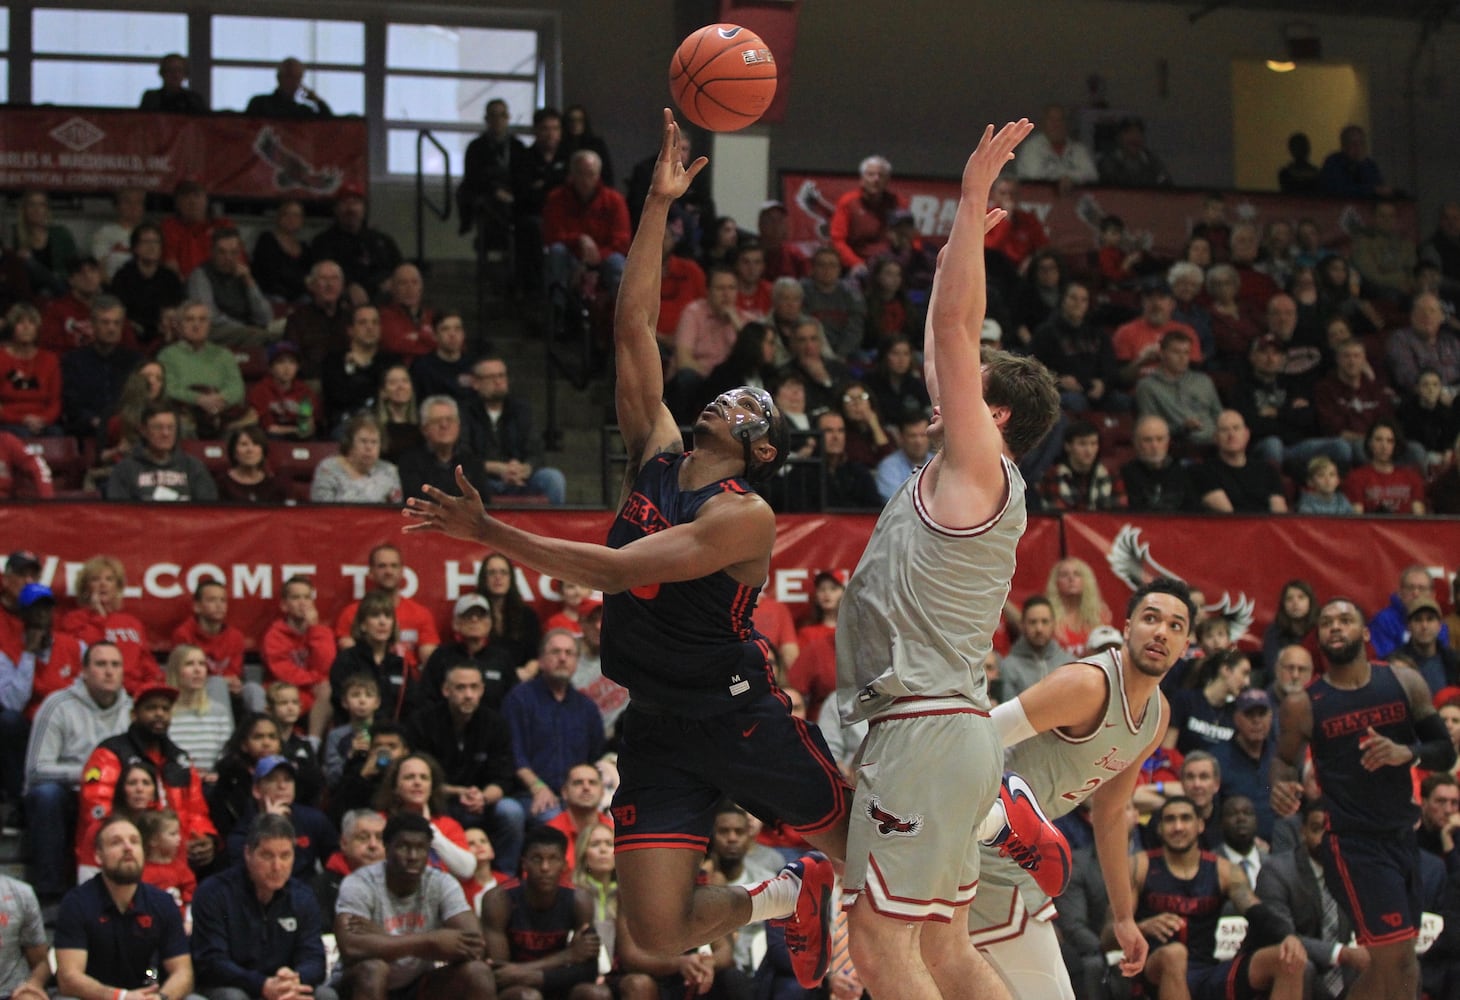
[{"x1": 1255, "y1": 801, "x2": 1367, "y2": 1000}]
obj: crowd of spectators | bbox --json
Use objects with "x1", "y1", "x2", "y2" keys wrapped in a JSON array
[{"x1": 6, "y1": 537, "x2": 1460, "y2": 998}]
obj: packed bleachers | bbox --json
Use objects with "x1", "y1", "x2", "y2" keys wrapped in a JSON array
[{"x1": 6, "y1": 36, "x2": 1460, "y2": 1000}]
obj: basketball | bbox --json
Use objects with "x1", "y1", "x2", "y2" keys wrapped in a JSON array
[{"x1": 669, "y1": 23, "x2": 777, "y2": 132}]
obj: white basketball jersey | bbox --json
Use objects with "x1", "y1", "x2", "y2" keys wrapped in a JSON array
[{"x1": 837, "y1": 455, "x2": 1025, "y2": 724}]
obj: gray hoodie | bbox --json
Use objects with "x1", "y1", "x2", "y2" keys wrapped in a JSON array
[{"x1": 24, "y1": 678, "x2": 133, "y2": 792}]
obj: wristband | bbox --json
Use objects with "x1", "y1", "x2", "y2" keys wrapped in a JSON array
[{"x1": 115, "y1": 990, "x2": 127, "y2": 1000}]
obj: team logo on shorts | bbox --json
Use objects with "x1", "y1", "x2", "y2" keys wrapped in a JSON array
[{"x1": 866, "y1": 796, "x2": 923, "y2": 838}]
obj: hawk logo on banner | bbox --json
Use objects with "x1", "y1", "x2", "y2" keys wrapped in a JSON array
[
  {"x1": 253, "y1": 128, "x2": 343, "y2": 195},
  {"x1": 1105, "y1": 524, "x2": 1254, "y2": 641}
]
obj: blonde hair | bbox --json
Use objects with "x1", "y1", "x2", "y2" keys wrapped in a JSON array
[
  {"x1": 1305, "y1": 455, "x2": 1337, "y2": 482},
  {"x1": 1045, "y1": 558, "x2": 1106, "y2": 631},
  {"x1": 165, "y1": 644, "x2": 210, "y2": 710},
  {"x1": 75, "y1": 555, "x2": 127, "y2": 610},
  {"x1": 572, "y1": 820, "x2": 618, "y2": 920}
]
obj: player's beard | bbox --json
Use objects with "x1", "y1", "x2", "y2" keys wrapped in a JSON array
[{"x1": 1324, "y1": 637, "x2": 1365, "y2": 667}]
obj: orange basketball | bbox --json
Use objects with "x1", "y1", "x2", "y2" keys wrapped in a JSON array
[{"x1": 669, "y1": 23, "x2": 777, "y2": 132}]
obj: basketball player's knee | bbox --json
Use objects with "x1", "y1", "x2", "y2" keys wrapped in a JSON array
[
  {"x1": 625, "y1": 909, "x2": 688, "y2": 957},
  {"x1": 1146, "y1": 942, "x2": 1187, "y2": 983}
]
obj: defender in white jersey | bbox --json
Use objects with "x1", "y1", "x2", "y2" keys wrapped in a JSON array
[
  {"x1": 968, "y1": 578, "x2": 1195, "y2": 999},
  {"x1": 836, "y1": 120, "x2": 1062, "y2": 1000}
]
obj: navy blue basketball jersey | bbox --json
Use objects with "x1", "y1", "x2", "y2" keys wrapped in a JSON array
[
  {"x1": 601, "y1": 452, "x2": 775, "y2": 717},
  {"x1": 1137, "y1": 850, "x2": 1225, "y2": 966},
  {"x1": 505, "y1": 884, "x2": 577, "y2": 962},
  {"x1": 1309, "y1": 665, "x2": 1419, "y2": 835}
]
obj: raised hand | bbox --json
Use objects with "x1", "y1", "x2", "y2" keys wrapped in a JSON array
[
  {"x1": 649, "y1": 108, "x2": 708, "y2": 202},
  {"x1": 961, "y1": 119, "x2": 1035, "y2": 198},
  {"x1": 403, "y1": 466, "x2": 491, "y2": 542}
]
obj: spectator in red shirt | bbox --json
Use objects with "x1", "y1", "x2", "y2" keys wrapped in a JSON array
[
  {"x1": 58, "y1": 555, "x2": 161, "y2": 695},
  {"x1": 378, "y1": 263, "x2": 436, "y2": 360},
  {"x1": 731, "y1": 240, "x2": 772, "y2": 322},
  {"x1": 335, "y1": 543, "x2": 441, "y2": 675},
  {"x1": 545, "y1": 762, "x2": 612, "y2": 875},
  {"x1": 249, "y1": 340, "x2": 320, "y2": 439},
  {"x1": 985, "y1": 176, "x2": 1048, "y2": 275},
  {"x1": 829, "y1": 154, "x2": 901, "y2": 272},
  {"x1": 1113, "y1": 279, "x2": 1203, "y2": 384},
  {"x1": 0, "y1": 303, "x2": 63, "y2": 435},
  {"x1": 161, "y1": 179, "x2": 235, "y2": 280},
  {"x1": 0, "y1": 429, "x2": 54, "y2": 499},
  {"x1": 757, "y1": 201, "x2": 808, "y2": 281},
  {"x1": 1343, "y1": 417, "x2": 1427, "y2": 514},
  {"x1": 170, "y1": 577, "x2": 252, "y2": 706},
  {"x1": 655, "y1": 221, "x2": 706, "y2": 343},
  {"x1": 262, "y1": 574, "x2": 337, "y2": 740},
  {"x1": 39, "y1": 257, "x2": 109, "y2": 354},
  {"x1": 542, "y1": 149, "x2": 631, "y2": 298}
]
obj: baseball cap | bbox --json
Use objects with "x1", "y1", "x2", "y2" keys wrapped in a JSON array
[
  {"x1": 980, "y1": 318, "x2": 1003, "y2": 344},
  {"x1": 1407, "y1": 595, "x2": 1443, "y2": 620},
  {"x1": 1233, "y1": 688, "x2": 1272, "y2": 713},
  {"x1": 267, "y1": 340, "x2": 301, "y2": 364},
  {"x1": 813, "y1": 570, "x2": 846, "y2": 588},
  {"x1": 253, "y1": 754, "x2": 297, "y2": 781},
  {"x1": 17, "y1": 583, "x2": 54, "y2": 609},
  {"x1": 6, "y1": 550, "x2": 41, "y2": 574},
  {"x1": 454, "y1": 593, "x2": 490, "y2": 616},
  {"x1": 336, "y1": 181, "x2": 366, "y2": 201},
  {"x1": 1086, "y1": 625, "x2": 1124, "y2": 651},
  {"x1": 133, "y1": 684, "x2": 180, "y2": 706}
]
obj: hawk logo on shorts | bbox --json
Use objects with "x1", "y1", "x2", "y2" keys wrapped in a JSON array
[{"x1": 867, "y1": 796, "x2": 923, "y2": 838}]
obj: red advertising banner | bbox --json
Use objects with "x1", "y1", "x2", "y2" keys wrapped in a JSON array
[
  {"x1": 1061, "y1": 512, "x2": 1460, "y2": 650},
  {"x1": 10, "y1": 503, "x2": 1453, "y2": 657},
  {"x1": 0, "y1": 504, "x2": 1060, "y2": 649},
  {"x1": 780, "y1": 171, "x2": 1417, "y2": 258},
  {"x1": 0, "y1": 108, "x2": 367, "y2": 199}
]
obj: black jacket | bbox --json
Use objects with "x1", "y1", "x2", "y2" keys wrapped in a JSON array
[{"x1": 403, "y1": 700, "x2": 516, "y2": 793}]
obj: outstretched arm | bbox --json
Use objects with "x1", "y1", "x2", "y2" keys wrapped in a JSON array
[
  {"x1": 924, "y1": 120, "x2": 1031, "y2": 469},
  {"x1": 614, "y1": 109, "x2": 708, "y2": 471}
]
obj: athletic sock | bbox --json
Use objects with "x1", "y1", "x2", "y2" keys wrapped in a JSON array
[
  {"x1": 746, "y1": 867, "x2": 801, "y2": 922},
  {"x1": 977, "y1": 800, "x2": 1008, "y2": 844}
]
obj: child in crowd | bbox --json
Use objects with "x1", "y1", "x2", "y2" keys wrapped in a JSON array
[
  {"x1": 544, "y1": 580, "x2": 599, "y2": 636},
  {"x1": 171, "y1": 577, "x2": 254, "y2": 709},
  {"x1": 247, "y1": 340, "x2": 319, "y2": 439},
  {"x1": 1096, "y1": 215, "x2": 1145, "y2": 288},
  {"x1": 267, "y1": 681, "x2": 325, "y2": 807},
  {"x1": 323, "y1": 673, "x2": 381, "y2": 787},
  {"x1": 137, "y1": 808, "x2": 196, "y2": 918},
  {"x1": 261, "y1": 573, "x2": 337, "y2": 741},
  {"x1": 1298, "y1": 455, "x2": 1358, "y2": 514}
]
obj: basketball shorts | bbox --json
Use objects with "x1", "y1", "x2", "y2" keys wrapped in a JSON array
[
  {"x1": 1186, "y1": 953, "x2": 1257, "y2": 1000},
  {"x1": 611, "y1": 691, "x2": 849, "y2": 855},
  {"x1": 1321, "y1": 826, "x2": 1422, "y2": 946},
  {"x1": 842, "y1": 697, "x2": 1001, "y2": 922}
]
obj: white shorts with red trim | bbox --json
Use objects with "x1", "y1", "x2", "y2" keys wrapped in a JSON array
[{"x1": 841, "y1": 699, "x2": 1001, "y2": 923}]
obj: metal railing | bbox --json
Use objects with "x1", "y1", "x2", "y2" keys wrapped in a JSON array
[{"x1": 413, "y1": 130, "x2": 452, "y2": 268}]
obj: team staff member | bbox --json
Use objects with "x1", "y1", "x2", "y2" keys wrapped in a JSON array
[{"x1": 54, "y1": 814, "x2": 198, "y2": 1000}]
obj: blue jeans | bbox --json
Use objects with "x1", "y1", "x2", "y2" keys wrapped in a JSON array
[
  {"x1": 546, "y1": 243, "x2": 627, "y2": 299},
  {"x1": 0, "y1": 709, "x2": 28, "y2": 803},
  {"x1": 25, "y1": 780, "x2": 77, "y2": 896},
  {"x1": 448, "y1": 795, "x2": 527, "y2": 878},
  {"x1": 486, "y1": 467, "x2": 567, "y2": 505},
  {"x1": 1253, "y1": 435, "x2": 1354, "y2": 475}
]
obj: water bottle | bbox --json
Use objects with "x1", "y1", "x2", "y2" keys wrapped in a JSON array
[{"x1": 297, "y1": 399, "x2": 314, "y2": 438}]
